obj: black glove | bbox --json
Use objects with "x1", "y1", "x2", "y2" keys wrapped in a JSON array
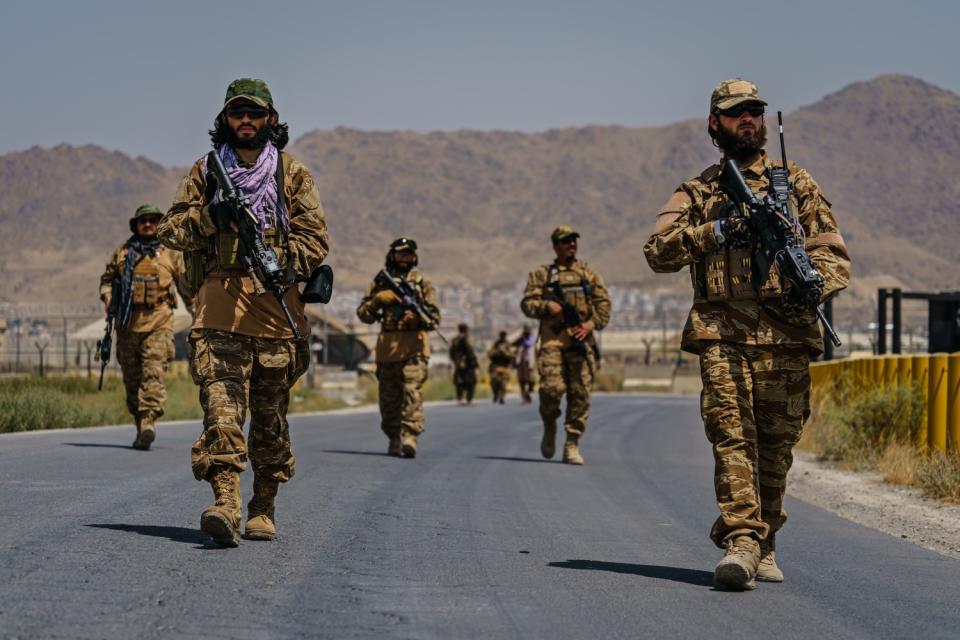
[
  {"x1": 721, "y1": 217, "x2": 756, "y2": 250},
  {"x1": 208, "y1": 202, "x2": 234, "y2": 232}
]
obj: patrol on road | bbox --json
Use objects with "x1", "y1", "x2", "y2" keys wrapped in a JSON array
[
  {"x1": 521, "y1": 226, "x2": 611, "y2": 465},
  {"x1": 644, "y1": 78, "x2": 850, "y2": 590},
  {"x1": 449, "y1": 323, "x2": 479, "y2": 406},
  {"x1": 99, "y1": 204, "x2": 193, "y2": 450},
  {"x1": 158, "y1": 78, "x2": 330, "y2": 547},
  {"x1": 356, "y1": 238, "x2": 441, "y2": 458},
  {"x1": 487, "y1": 330, "x2": 513, "y2": 404}
]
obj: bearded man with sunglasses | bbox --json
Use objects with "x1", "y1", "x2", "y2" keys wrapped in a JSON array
[
  {"x1": 158, "y1": 78, "x2": 329, "y2": 547},
  {"x1": 644, "y1": 79, "x2": 849, "y2": 590},
  {"x1": 521, "y1": 226, "x2": 611, "y2": 465},
  {"x1": 100, "y1": 204, "x2": 194, "y2": 450}
]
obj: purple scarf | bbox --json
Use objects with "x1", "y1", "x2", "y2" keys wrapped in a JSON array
[{"x1": 207, "y1": 142, "x2": 288, "y2": 234}]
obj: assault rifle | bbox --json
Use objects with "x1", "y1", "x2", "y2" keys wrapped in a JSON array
[
  {"x1": 96, "y1": 280, "x2": 120, "y2": 390},
  {"x1": 207, "y1": 150, "x2": 302, "y2": 341},
  {"x1": 718, "y1": 112, "x2": 841, "y2": 347},
  {"x1": 548, "y1": 280, "x2": 601, "y2": 361},
  {"x1": 374, "y1": 269, "x2": 448, "y2": 345}
]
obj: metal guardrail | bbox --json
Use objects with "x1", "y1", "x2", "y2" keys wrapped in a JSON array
[{"x1": 810, "y1": 354, "x2": 960, "y2": 453}]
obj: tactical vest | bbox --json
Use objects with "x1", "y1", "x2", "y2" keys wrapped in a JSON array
[
  {"x1": 544, "y1": 264, "x2": 593, "y2": 321},
  {"x1": 129, "y1": 250, "x2": 173, "y2": 309},
  {"x1": 381, "y1": 272, "x2": 427, "y2": 332},
  {"x1": 182, "y1": 152, "x2": 291, "y2": 290},
  {"x1": 693, "y1": 163, "x2": 795, "y2": 303}
]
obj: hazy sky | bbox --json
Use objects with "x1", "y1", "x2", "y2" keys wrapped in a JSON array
[{"x1": 3, "y1": 0, "x2": 957, "y2": 166}]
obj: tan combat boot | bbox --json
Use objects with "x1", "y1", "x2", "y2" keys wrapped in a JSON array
[
  {"x1": 401, "y1": 430, "x2": 418, "y2": 458},
  {"x1": 757, "y1": 534, "x2": 784, "y2": 582},
  {"x1": 540, "y1": 421, "x2": 557, "y2": 459},
  {"x1": 200, "y1": 469, "x2": 242, "y2": 547},
  {"x1": 562, "y1": 433, "x2": 584, "y2": 465},
  {"x1": 714, "y1": 536, "x2": 760, "y2": 590},
  {"x1": 387, "y1": 433, "x2": 403, "y2": 457},
  {"x1": 243, "y1": 476, "x2": 279, "y2": 541}
]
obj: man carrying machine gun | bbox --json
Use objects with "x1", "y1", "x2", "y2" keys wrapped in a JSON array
[
  {"x1": 158, "y1": 78, "x2": 330, "y2": 547},
  {"x1": 521, "y1": 226, "x2": 611, "y2": 465},
  {"x1": 356, "y1": 237, "x2": 441, "y2": 459},
  {"x1": 644, "y1": 78, "x2": 850, "y2": 590}
]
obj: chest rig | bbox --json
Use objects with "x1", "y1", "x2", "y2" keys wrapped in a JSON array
[
  {"x1": 381, "y1": 271, "x2": 425, "y2": 332},
  {"x1": 695, "y1": 163, "x2": 795, "y2": 303},
  {"x1": 545, "y1": 264, "x2": 593, "y2": 321},
  {"x1": 201, "y1": 152, "x2": 290, "y2": 274}
]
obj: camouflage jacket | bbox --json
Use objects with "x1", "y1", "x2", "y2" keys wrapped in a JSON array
[
  {"x1": 487, "y1": 338, "x2": 514, "y2": 370},
  {"x1": 99, "y1": 242, "x2": 193, "y2": 333},
  {"x1": 521, "y1": 259, "x2": 611, "y2": 351},
  {"x1": 643, "y1": 151, "x2": 850, "y2": 355},
  {"x1": 356, "y1": 267, "x2": 441, "y2": 363},
  {"x1": 157, "y1": 150, "x2": 329, "y2": 339},
  {"x1": 449, "y1": 335, "x2": 478, "y2": 371}
]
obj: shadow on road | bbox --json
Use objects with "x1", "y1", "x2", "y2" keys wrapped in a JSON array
[
  {"x1": 63, "y1": 443, "x2": 135, "y2": 450},
  {"x1": 321, "y1": 449, "x2": 391, "y2": 457},
  {"x1": 548, "y1": 559, "x2": 714, "y2": 587},
  {"x1": 476, "y1": 455, "x2": 556, "y2": 464},
  {"x1": 86, "y1": 523, "x2": 219, "y2": 548}
]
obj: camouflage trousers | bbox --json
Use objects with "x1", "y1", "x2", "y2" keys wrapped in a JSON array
[
  {"x1": 699, "y1": 342, "x2": 810, "y2": 547},
  {"x1": 116, "y1": 328, "x2": 174, "y2": 422},
  {"x1": 376, "y1": 358, "x2": 428, "y2": 437},
  {"x1": 489, "y1": 366, "x2": 510, "y2": 400},
  {"x1": 538, "y1": 346, "x2": 594, "y2": 436},
  {"x1": 188, "y1": 329, "x2": 308, "y2": 483}
]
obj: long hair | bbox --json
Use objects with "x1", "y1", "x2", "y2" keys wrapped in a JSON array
[{"x1": 208, "y1": 115, "x2": 290, "y2": 150}]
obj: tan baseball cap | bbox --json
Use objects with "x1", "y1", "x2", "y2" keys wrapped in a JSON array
[
  {"x1": 551, "y1": 225, "x2": 580, "y2": 243},
  {"x1": 710, "y1": 78, "x2": 767, "y2": 112}
]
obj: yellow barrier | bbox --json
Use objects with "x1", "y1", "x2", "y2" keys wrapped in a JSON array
[
  {"x1": 897, "y1": 355, "x2": 912, "y2": 387},
  {"x1": 912, "y1": 356, "x2": 930, "y2": 450},
  {"x1": 950, "y1": 353, "x2": 960, "y2": 454},
  {"x1": 929, "y1": 354, "x2": 949, "y2": 452}
]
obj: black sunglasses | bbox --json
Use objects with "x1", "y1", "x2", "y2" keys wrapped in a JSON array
[
  {"x1": 716, "y1": 103, "x2": 765, "y2": 118},
  {"x1": 138, "y1": 216, "x2": 161, "y2": 225},
  {"x1": 224, "y1": 105, "x2": 270, "y2": 119}
]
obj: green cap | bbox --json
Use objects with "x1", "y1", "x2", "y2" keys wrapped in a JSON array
[
  {"x1": 710, "y1": 78, "x2": 767, "y2": 112},
  {"x1": 224, "y1": 78, "x2": 274, "y2": 110},
  {"x1": 551, "y1": 225, "x2": 579, "y2": 243},
  {"x1": 133, "y1": 204, "x2": 162, "y2": 219}
]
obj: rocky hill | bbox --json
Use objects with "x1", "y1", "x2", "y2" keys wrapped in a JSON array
[{"x1": 0, "y1": 75, "x2": 956, "y2": 320}]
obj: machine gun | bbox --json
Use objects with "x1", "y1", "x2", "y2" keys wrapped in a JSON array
[
  {"x1": 207, "y1": 150, "x2": 302, "y2": 341},
  {"x1": 718, "y1": 112, "x2": 841, "y2": 347},
  {"x1": 547, "y1": 280, "x2": 601, "y2": 360},
  {"x1": 96, "y1": 280, "x2": 119, "y2": 390},
  {"x1": 374, "y1": 269, "x2": 448, "y2": 345}
]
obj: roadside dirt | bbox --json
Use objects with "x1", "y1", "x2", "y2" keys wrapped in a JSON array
[{"x1": 789, "y1": 452, "x2": 960, "y2": 560}]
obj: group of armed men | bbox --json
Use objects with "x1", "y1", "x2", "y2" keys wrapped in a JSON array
[{"x1": 98, "y1": 76, "x2": 849, "y2": 591}]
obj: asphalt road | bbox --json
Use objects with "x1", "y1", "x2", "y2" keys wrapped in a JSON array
[{"x1": 2, "y1": 395, "x2": 959, "y2": 639}]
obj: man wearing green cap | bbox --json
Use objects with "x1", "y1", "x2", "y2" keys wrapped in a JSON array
[
  {"x1": 357, "y1": 237, "x2": 440, "y2": 458},
  {"x1": 644, "y1": 78, "x2": 850, "y2": 590},
  {"x1": 99, "y1": 204, "x2": 193, "y2": 450},
  {"x1": 158, "y1": 78, "x2": 330, "y2": 547},
  {"x1": 521, "y1": 226, "x2": 611, "y2": 465}
]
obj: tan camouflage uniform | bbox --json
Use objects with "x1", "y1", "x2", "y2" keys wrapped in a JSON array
[
  {"x1": 99, "y1": 241, "x2": 191, "y2": 437},
  {"x1": 644, "y1": 149, "x2": 850, "y2": 548},
  {"x1": 158, "y1": 151, "x2": 328, "y2": 483},
  {"x1": 356, "y1": 268, "x2": 440, "y2": 444},
  {"x1": 487, "y1": 337, "x2": 514, "y2": 403},
  {"x1": 521, "y1": 259, "x2": 611, "y2": 438}
]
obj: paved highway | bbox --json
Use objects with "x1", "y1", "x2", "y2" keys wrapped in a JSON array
[{"x1": 2, "y1": 395, "x2": 958, "y2": 639}]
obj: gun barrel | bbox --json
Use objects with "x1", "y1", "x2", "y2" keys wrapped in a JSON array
[
  {"x1": 721, "y1": 159, "x2": 761, "y2": 207},
  {"x1": 818, "y1": 307, "x2": 842, "y2": 347}
]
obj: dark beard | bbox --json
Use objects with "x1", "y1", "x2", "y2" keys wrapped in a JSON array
[
  {"x1": 227, "y1": 122, "x2": 272, "y2": 150},
  {"x1": 715, "y1": 122, "x2": 767, "y2": 162}
]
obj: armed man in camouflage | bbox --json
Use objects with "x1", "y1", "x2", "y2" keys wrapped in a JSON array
[
  {"x1": 158, "y1": 78, "x2": 329, "y2": 547},
  {"x1": 449, "y1": 323, "x2": 479, "y2": 406},
  {"x1": 357, "y1": 238, "x2": 440, "y2": 458},
  {"x1": 100, "y1": 204, "x2": 193, "y2": 450},
  {"x1": 487, "y1": 330, "x2": 513, "y2": 404},
  {"x1": 521, "y1": 227, "x2": 611, "y2": 465},
  {"x1": 644, "y1": 78, "x2": 850, "y2": 590}
]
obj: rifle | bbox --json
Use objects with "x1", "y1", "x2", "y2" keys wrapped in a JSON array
[
  {"x1": 548, "y1": 280, "x2": 601, "y2": 361},
  {"x1": 718, "y1": 112, "x2": 841, "y2": 347},
  {"x1": 206, "y1": 150, "x2": 302, "y2": 341},
  {"x1": 96, "y1": 280, "x2": 119, "y2": 390},
  {"x1": 374, "y1": 269, "x2": 448, "y2": 345}
]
